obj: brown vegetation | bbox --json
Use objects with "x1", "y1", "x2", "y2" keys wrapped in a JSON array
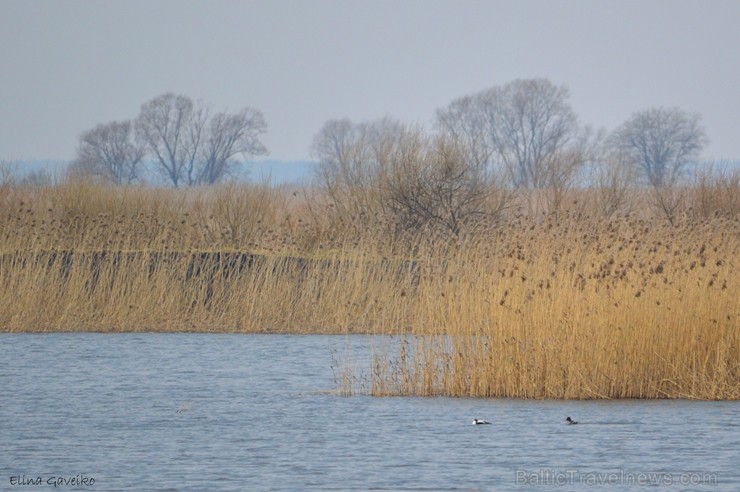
[{"x1": 0, "y1": 176, "x2": 738, "y2": 399}]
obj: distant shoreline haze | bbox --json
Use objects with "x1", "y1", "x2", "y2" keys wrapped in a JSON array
[
  {"x1": 6, "y1": 158, "x2": 739, "y2": 188},
  {"x1": 7, "y1": 159, "x2": 315, "y2": 186}
]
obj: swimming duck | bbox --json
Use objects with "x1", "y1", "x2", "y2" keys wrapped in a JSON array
[
  {"x1": 566, "y1": 416, "x2": 577, "y2": 424},
  {"x1": 472, "y1": 419, "x2": 491, "y2": 425}
]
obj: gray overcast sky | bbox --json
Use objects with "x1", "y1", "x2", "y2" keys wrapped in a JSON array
[{"x1": 2, "y1": 0, "x2": 739, "y2": 162}]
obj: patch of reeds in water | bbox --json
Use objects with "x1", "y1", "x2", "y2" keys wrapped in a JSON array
[
  {"x1": 368, "y1": 216, "x2": 739, "y2": 400},
  {"x1": 0, "y1": 181, "x2": 737, "y2": 399}
]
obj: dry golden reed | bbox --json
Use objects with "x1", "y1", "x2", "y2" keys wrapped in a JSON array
[
  {"x1": 369, "y1": 215, "x2": 739, "y2": 400},
  {"x1": 0, "y1": 179, "x2": 738, "y2": 399}
]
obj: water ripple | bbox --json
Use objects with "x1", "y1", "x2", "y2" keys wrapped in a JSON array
[{"x1": 0, "y1": 333, "x2": 737, "y2": 491}]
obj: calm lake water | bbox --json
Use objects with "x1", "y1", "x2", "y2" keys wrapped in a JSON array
[{"x1": 1, "y1": 334, "x2": 737, "y2": 491}]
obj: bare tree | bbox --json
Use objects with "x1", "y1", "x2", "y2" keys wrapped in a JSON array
[
  {"x1": 312, "y1": 117, "x2": 509, "y2": 235},
  {"x1": 311, "y1": 117, "x2": 402, "y2": 223},
  {"x1": 196, "y1": 108, "x2": 268, "y2": 185},
  {"x1": 436, "y1": 78, "x2": 589, "y2": 190},
  {"x1": 136, "y1": 93, "x2": 268, "y2": 187},
  {"x1": 312, "y1": 118, "x2": 357, "y2": 194},
  {"x1": 434, "y1": 94, "x2": 494, "y2": 174},
  {"x1": 70, "y1": 120, "x2": 144, "y2": 184},
  {"x1": 135, "y1": 93, "x2": 199, "y2": 187},
  {"x1": 311, "y1": 118, "x2": 365, "y2": 221},
  {"x1": 610, "y1": 107, "x2": 708, "y2": 188},
  {"x1": 385, "y1": 132, "x2": 501, "y2": 235},
  {"x1": 494, "y1": 79, "x2": 582, "y2": 189}
]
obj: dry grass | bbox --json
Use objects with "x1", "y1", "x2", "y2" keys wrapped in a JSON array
[
  {"x1": 0, "y1": 180, "x2": 417, "y2": 332},
  {"x1": 0, "y1": 178, "x2": 738, "y2": 399},
  {"x1": 369, "y1": 213, "x2": 739, "y2": 399}
]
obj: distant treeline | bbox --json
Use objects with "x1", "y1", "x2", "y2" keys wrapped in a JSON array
[{"x1": 4, "y1": 78, "x2": 734, "y2": 194}]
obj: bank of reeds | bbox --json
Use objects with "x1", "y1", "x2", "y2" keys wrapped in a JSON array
[
  {"x1": 369, "y1": 214, "x2": 739, "y2": 399},
  {"x1": 0, "y1": 179, "x2": 738, "y2": 399}
]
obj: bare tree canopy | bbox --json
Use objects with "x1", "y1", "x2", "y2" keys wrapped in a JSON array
[
  {"x1": 311, "y1": 118, "x2": 357, "y2": 190},
  {"x1": 436, "y1": 78, "x2": 591, "y2": 189},
  {"x1": 198, "y1": 108, "x2": 268, "y2": 185},
  {"x1": 311, "y1": 117, "x2": 401, "y2": 220},
  {"x1": 385, "y1": 132, "x2": 498, "y2": 234},
  {"x1": 135, "y1": 93, "x2": 268, "y2": 187},
  {"x1": 70, "y1": 120, "x2": 144, "y2": 185},
  {"x1": 434, "y1": 94, "x2": 494, "y2": 173},
  {"x1": 610, "y1": 107, "x2": 708, "y2": 187},
  {"x1": 135, "y1": 93, "x2": 196, "y2": 187},
  {"x1": 312, "y1": 117, "x2": 510, "y2": 235}
]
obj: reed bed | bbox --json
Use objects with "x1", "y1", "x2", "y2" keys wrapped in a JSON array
[
  {"x1": 0, "y1": 180, "x2": 738, "y2": 399},
  {"x1": 369, "y1": 215, "x2": 739, "y2": 399}
]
